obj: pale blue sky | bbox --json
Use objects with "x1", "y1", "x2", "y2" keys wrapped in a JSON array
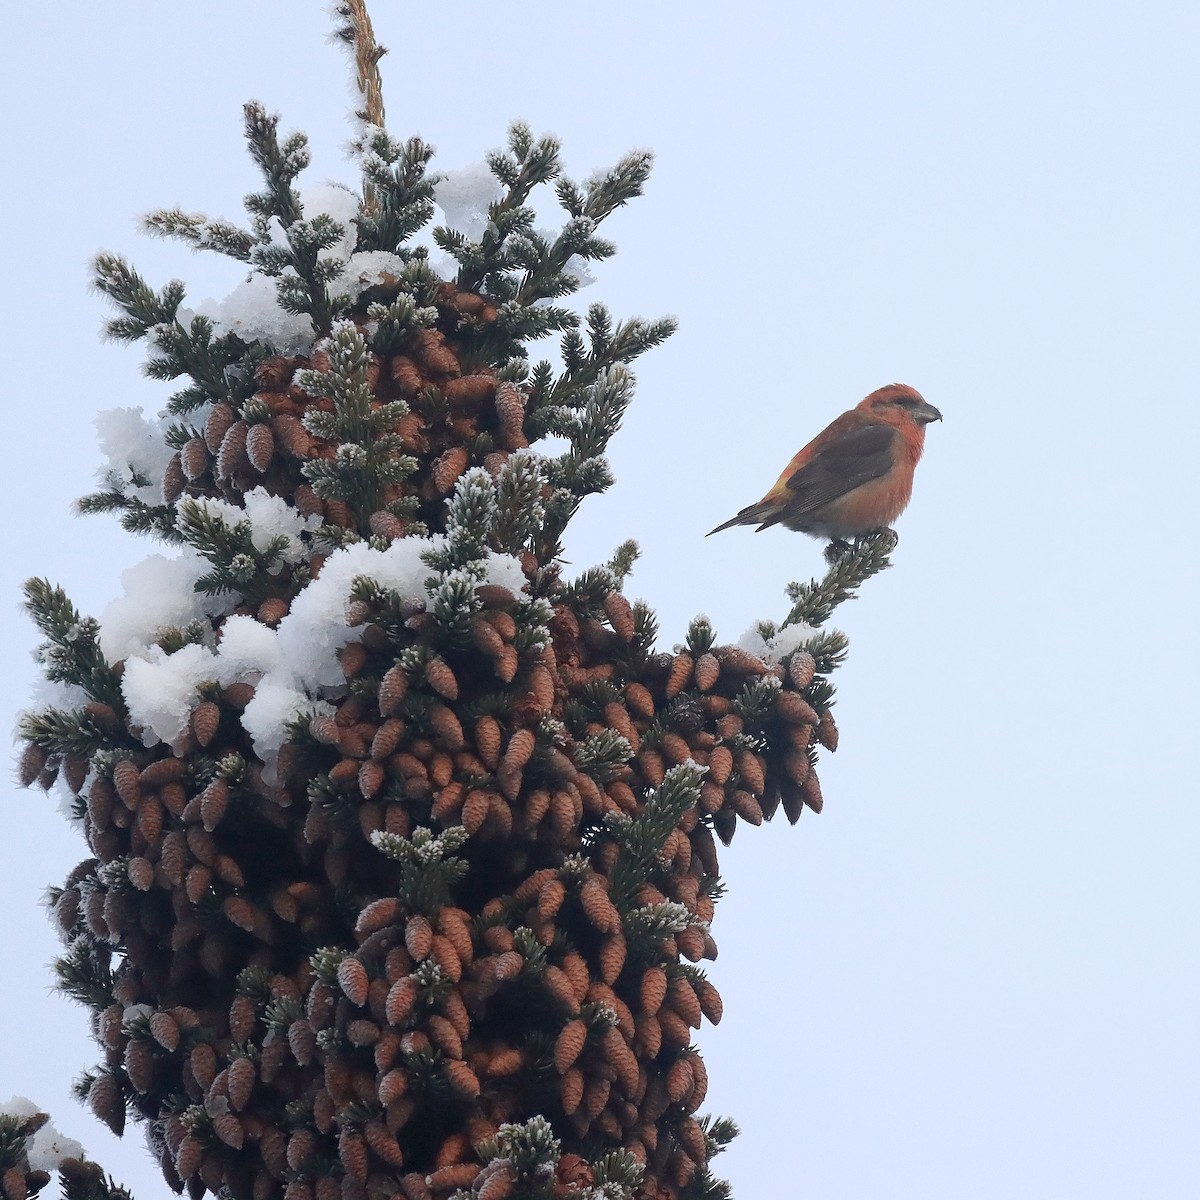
[{"x1": 3, "y1": 3, "x2": 1198, "y2": 1196}]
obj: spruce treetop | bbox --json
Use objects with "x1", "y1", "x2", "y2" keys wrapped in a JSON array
[{"x1": 13, "y1": 9, "x2": 900, "y2": 1200}]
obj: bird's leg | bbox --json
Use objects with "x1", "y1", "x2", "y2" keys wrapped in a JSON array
[{"x1": 824, "y1": 538, "x2": 852, "y2": 564}]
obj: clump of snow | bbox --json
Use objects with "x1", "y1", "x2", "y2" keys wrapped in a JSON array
[
  {"x1": 180, "y1": 188, "x2": 410, "y2": 356},
  {"x1": 480, "y1": 550, "x2": 528, "y2": 597},
  {"x1": 94, "y1": 407, "x2": 176, "y2": 506},
  {"x1": 276, "y1": 537, "x2": 442, "y2": 692},
  {"x1": 247, "y1": 487, "x2": 321, "y2": 553},
  {"x1": 338, "y1": 250, "x2": 406, "y2": 295},
  {"x1": 121, "y1": 1003, "x2": 154, "y2": 1026},
  {"x1": 271, "y1": 537, "x2": 524, "y2": 696},
  {"x1": 188, "y1": 183, "x2": 361, "y2": 354},
  {"x1": 435, "y1": 164, "x2": 502, "y2": 239},
  {"x1": 432, "y1": 163, "x2": 595, "y2": 294},
  {"x1": 241, "y1": 679, "x2": 333, "y2": 784},
  {"x1": 217, "y1": 614, "x2": 285, "y2": 677},
  {"x1": 738, "y1": 619, "x2": 820, "y2": 665},
  {"x1": 99, "y1": 552, "x2": 232, "y2": 662},
  {"x1": 735, "y1": 625, "x2": 768, "y2": 659},
  {"x1": 182, "y1": 495, "x2": 244, "y2": 531},
  {"x1": 184, "y1": 489, "x2": 321, "y2": 568},
  {"x1": 103, "y1": 496, "x2": 319, "y2": 669},
  {"x1": 114, "y1": 533, "x2": 528, "y2": 772},
  {"x1": 123, "y1": 642, "x2": 222, "y2": 748},
  {"x1": 0, "y1": 1096, "x2": 84, "y2": 1171},
  {"x1": 763, "y1": 621, "x2": 821, "y2": 661},
  {"x1": 562, "y1": 252, "x2": 596, "y2": 290},
  {"x1": 301, "y1": 182, "x2": 360, "y2": 260},
  {"x1": 190, "y1": 273, "x2": 316, "y2": 357}
]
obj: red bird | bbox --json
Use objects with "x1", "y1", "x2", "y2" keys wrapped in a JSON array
[{"x1": 707, "y1": 383, "x2": 942, "y2": 542}]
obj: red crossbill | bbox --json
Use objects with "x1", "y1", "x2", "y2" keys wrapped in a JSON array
[{"x1": 707, "y1": 383, "x2": 941, "y2": 542}]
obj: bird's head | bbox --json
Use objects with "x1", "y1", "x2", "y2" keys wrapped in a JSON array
[{"x1": 859, "y1": 383, "x2": 942, "y2": 426}]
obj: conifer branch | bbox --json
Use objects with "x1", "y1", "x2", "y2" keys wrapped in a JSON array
[
  {"x1": 242, "y1": 101, "x2": 308, "y2": 228},
  {"x1": 92, "y1": 254, "x2": 184, "y2": 340},
  {"x1": 142, "y1": 208, "x2": 256, "y2": 260},
  {"x1": 783, "y1": 528, "x2": 899, "y2": 629},
  {"x1": 354, "y1": 129, "x2": 439, "y2": 255},
  {"x1": 22, "y1": 579, "x2": 124, "y2": 709},
  {"x1": 19, "y1": 707, "x2": 130, "y2": 759},
  {"x1": 54, "y1": 938, "x2": 116, "y2": 1011}
]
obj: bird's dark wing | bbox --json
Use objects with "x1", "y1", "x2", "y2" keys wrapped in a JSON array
[
  {"x1": 780, "y1": 422, "x2": 900, "y2": 514},
  {"x1": 707, "y1": 419, "x2": 903, "y2": 537}
]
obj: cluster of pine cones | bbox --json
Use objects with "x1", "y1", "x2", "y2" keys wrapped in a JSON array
[{"x1": 162, "y1": 283, "x2": 522, "y2": 537}]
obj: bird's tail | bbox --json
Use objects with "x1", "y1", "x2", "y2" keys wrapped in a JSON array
[{"x1": 706, "y1": 502, "x2": 780, "y2": 536}]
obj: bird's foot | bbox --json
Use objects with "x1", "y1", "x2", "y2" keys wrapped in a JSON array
[
  {"x1": 826, "y1": 528, "x2": 899, "y2": 563},
  {"x1": 865, "y1": 527, "x2": 900, "y2": 554}
]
